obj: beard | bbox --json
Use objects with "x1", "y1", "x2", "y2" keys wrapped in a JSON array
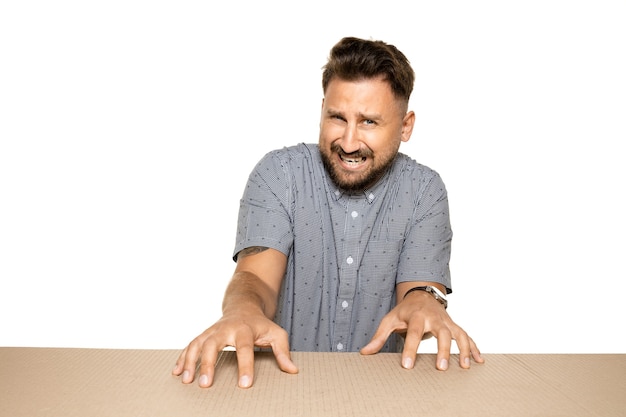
[{"x1": 320, "y1": 142, "x2": 397, "y2": 193}]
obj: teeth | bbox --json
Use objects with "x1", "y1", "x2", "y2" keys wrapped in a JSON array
[{"x1": 341, "y1": 156, "x2": 365, "y2": 164}]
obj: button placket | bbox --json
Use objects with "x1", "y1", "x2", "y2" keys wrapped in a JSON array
[{"x1": 332, "y1": 199, "x2": 362, "y2": 352}]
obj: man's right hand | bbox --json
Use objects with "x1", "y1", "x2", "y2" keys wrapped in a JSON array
[
  {"x1": 171, "y1": 311, "x2": 298, "y2": 388},
  {"x1": 173, "y1": 247, "x2": 295, "y2": 388}
]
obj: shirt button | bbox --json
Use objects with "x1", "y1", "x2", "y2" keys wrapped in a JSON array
[
  {"x1": 346, "y1": 256, "x2": 353, "y2": 265},
  {"x1": 337, "y1": 343, "x2": 344, "y2": 351},
  {"x1": 351, "y1": 210, "x2": 358, "y2": 218},
  {"x1": 342, "y1": 300, "x2": 349, "y2": 308}
]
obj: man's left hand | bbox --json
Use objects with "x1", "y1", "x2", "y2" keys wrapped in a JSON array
[{"x1": 360, "y1": 289, "x2": 484, "y2": 370}]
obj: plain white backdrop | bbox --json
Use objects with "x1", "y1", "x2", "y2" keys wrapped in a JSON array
[{"x1": 1, "y1": 1, "x2": 624, "y2": 354}]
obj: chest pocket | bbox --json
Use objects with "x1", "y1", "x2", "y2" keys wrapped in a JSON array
[{"x1": 358, "y1": 240, "x2": 403, "y2": 299}]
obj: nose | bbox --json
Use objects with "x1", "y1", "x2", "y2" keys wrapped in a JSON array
[{"x1": 338, "y1": 123, "x2": 360, "y2": 154}]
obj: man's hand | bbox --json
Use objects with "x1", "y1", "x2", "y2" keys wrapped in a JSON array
[
  {"x1": 172, "y1": 247, "x2": 295, "y2": 388},
  {"x1": 360, "y1": 288, "x2": 484, "y2": 370},
  {"x1": 172, "y1": 311, "x2": 298, "y2": 389}
]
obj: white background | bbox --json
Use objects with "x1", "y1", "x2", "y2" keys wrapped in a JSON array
[{"x1": 1, "y1": 0, "x2": 624, "y2": 354}]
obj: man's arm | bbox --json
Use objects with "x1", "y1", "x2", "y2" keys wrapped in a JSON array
[
  {"x1": 360, "y1": 280, "x2": 484, "y2": 370},
  {"x1": 172, "y1": 247, "x2": 297, "y2": 388},
  {"x1": 223, "y1": 246, "x2": 286, "y2": 319}
]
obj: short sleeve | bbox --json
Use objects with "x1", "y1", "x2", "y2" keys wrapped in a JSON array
[
  {"x1": 233, "y1": 151, "x2": 294, "y2": 261},
  {"x1": 396, "y1": 172, "x2": 453, "y2": 293}
]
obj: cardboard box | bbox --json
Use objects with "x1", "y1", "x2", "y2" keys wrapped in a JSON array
[{"x1": 1, "y1": 348, "x2": 624, "y2": 416}]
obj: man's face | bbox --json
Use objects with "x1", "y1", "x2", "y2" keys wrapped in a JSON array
[{"x1": 319, "y1": 76, "x2": 415, "y2": 192}]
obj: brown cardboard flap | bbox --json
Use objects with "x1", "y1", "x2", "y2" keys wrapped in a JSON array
[{"x1": 1, "y1": 348, "x2": 624, "y2": 417}]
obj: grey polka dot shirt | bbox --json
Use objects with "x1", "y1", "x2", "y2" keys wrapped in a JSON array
[{"x1": 234, "y1": 143, "x2": 452, "y2": 353}]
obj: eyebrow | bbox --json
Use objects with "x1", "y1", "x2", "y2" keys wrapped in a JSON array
[{"x1": 326, "y1": 108, "x2": 383, "y2": 121}]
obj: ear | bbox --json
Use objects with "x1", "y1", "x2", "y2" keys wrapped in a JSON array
[{"x1": 401, "y1": 111, "x2": 415, "y2": 143}]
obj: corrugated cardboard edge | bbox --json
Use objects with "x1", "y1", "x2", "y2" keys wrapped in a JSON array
[{"x1": 1, "y1": 348, "x2": 625, "y2": 417}]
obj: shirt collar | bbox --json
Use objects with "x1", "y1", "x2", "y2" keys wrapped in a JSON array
[{"x1": 329, "y1": 168, "x2": 390, "y2": 205}]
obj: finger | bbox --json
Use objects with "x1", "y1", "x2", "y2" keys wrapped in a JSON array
[
  {"x1": 234, "y1": 335, "x2": 256, "y2": 388},
  {"x1": 179, "y1": 340, "x2": 204, "y2": 383},
  {"x1": 360, "y1": 316, "x2": 396, "y2": 355},
  {"x1": 435, "y1": 327, "x2": 452, "y2": 371},
  {"x1": 271, "y1": 328, "x2": 298, "y2": 374},
  {"x1": 197, "y1": 339, "x2": 221, "y2": 388},
  {"x1": 453, "y1": 328, "x2": 472, "y2": 369},
  {"x1": 401, "y1": 324, "x2": 425, "y2": 369},
  {"x1": 172, "y1": 347, "x2": 188, "y2": 376},
  {"x1": 469, "y1": 337, "x2": 485, "y2": 364}
]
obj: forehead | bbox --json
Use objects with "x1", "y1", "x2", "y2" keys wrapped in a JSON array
[{"x1": 324, "y1": 77, "x2": 399, "y2": 111}]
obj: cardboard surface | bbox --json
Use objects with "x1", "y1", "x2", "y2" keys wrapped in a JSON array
[{"x1": 1, "y1": 347, "x2": 624, "y2": 417}]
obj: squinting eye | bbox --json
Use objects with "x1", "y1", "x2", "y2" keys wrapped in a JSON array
[{"x1": 363, "y1": 119, "x2": 376, "y2": 125}]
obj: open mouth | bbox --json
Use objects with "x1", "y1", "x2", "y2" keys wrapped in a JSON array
[{"x1": 339, "y1": 154, "x2": 366, "y2": 167}]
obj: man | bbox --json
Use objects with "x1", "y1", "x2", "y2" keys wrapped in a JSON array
[{"x1": 173, "y1": 36, "x2": 484, "y2": 389}]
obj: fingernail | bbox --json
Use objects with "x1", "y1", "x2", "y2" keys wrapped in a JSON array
[
  {"x1": 199, "y1": 374, "x2": 209, "y2": 387},
  {"x1": 439, "y1": 359, "x2": 448, "y2": 370},
  {"x1": 402, "y1": 357, "x2": 413, "y2": 369},
  {"x1": 182, "y1": 370, "x2": 190, "y2": 382},
  {"x1": 239, "y1": 375, "x2": 251, "y2": 388},
  {"x1": 464, "y1": 357, "x2": 471, "y2": 367}
]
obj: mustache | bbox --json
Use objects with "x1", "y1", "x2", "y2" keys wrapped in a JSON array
[{"x1": 330, "y1": 143, "x2": 373, "y2": 159}]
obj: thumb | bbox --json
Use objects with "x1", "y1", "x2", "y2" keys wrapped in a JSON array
[
  {"x1": 274, "y1": 350, "x2": 299, "y2": 374},
  {"x1": 270, "y1": 328, "x2": 298, "y2": 374},
  {"x1": 360, "y1": 328, "x2": 391, "y2": 355},
  {"x1": 360, "y1": 311, "x2": 404, "y2": 355}
]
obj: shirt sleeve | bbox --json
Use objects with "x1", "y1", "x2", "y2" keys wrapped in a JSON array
[
  {"x1": 232, "y1": 151, "x2": 294, "y2": 261},
  {"x1": 396, "y1": 171, "x2": 453, "y2": 293}
]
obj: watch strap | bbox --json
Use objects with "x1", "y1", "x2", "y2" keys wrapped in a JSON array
[{"x1": 403, "y1": 285, "x2": 448, "y2": 309}]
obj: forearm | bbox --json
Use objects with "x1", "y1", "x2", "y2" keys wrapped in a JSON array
[{"x1": 222, "y1": 271, "x2": 280, "y2": 319}]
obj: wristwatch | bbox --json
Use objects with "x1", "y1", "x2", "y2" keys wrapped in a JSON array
[{"x1": 403, "y1": 285, "x2": 448, "y2": 309}]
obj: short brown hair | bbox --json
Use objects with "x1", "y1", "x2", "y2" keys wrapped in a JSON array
[{"x1": 322, "y1": 37, "x2": 415, "y2": 104}]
